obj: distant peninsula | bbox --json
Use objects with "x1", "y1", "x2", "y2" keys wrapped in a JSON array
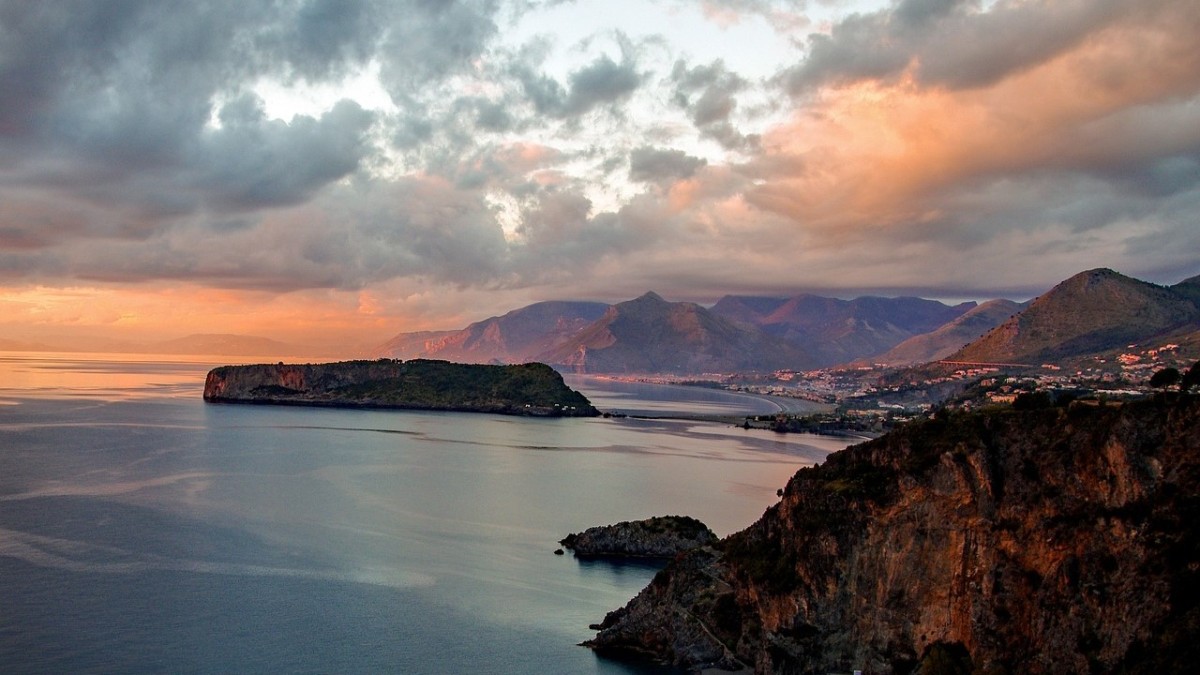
[{"x1": 203, "y1": 359, "x2": 598, "y2": 417}]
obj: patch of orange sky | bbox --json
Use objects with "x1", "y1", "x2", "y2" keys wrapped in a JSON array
[
  {"x1": 748, "y1": 5, "x2": 1200, "y2": 235},
  {"x1": 0, "y1": 285, "x2": 417, "y2": 351}
]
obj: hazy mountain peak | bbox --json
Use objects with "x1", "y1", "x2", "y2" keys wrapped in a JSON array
[{"x1": 630, "y1": 291, "x2": 667, "y2": 304}]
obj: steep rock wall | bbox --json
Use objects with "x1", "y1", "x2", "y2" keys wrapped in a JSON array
[{"x1": 588, "y1": 397, "x2": 1200, "y2": 673}]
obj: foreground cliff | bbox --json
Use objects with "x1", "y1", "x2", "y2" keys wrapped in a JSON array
[
  {"x1": 204, "y1": 359, "x2": 598, "y2": 416},
  {"x1": 587, "y1": 396, "x2": 1200, "y2": 673}
]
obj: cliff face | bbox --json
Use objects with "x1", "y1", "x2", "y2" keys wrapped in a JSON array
[
  {"x1": 203, "y1": 359, "x2": 598, "y2": 416},
  {"x1": 587, "y1": 397, "x2": 1200, "y2": 673}
]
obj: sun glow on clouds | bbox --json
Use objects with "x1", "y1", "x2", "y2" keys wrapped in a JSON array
[{"x1": 1, "y1": 0, "x2": 1199, "y2": 349}]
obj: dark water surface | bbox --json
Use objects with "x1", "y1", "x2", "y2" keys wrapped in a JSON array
[{"x1": 0, "y1": 354, "x2": 849, "y2": 673}]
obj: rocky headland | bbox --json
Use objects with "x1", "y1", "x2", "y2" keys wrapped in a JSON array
[
  {"x1": 586, "y1": 395, "x2": 1200, "y2": 673},
  {"x1": 203, "y1": 359, "x2": 598, "y2": 417},
  {"x1": 561, "y1": 516, "x2": 718, "y2": 559}
]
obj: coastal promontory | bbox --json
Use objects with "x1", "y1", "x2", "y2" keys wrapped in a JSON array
[
  {"x1": 586, "y1": 396, "x2": 1200, "y2": 673},
  {"x1": 203, "y1": 359, "x2": 598, "y2": 416}
]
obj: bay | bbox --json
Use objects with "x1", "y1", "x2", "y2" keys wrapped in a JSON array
[{"x1": 0, "y1": 354, "x2": 850, "y2": 674}]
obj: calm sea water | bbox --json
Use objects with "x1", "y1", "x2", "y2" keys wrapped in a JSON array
[{"x1": 0, "y1": 354, "x2": 849, "y2": 674}]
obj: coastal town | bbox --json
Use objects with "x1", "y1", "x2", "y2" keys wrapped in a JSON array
[{"x1": 611, "y1": 338, "x2": 1200, "y2": 436}]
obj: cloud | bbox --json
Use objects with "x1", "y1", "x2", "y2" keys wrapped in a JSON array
[
  {"x1": 670, "y1": 59, "x2": 754, "y2": 149},
  {"x1": 629, "y1": 147, "x2": 707, "y2": 184},
  {"x1": 2, "y1": 0, "x2": 1200, "y2": 342},
  {"x1": 193, "y1": 97, "x2": 376, "y2": 210},
  {"x1": 375, "y1": 1, "x2": 500, "y2": 100},
  {"x1": 784, "y1": 0, "x2": 1146, "y2": 92},
  {"x1": 514, "y1": 52, "x2": 644, "y2": 118}
]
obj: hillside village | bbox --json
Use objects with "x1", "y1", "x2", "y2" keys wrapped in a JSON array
[{"x1": 665, "y1": 337, "x2": 1199, "y2": 435}]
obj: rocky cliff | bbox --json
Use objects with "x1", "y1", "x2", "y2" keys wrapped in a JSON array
[
  {"x1": 561, "y1": 516, "x2": 718, "y2": 559},
  {"x1": 203, "y1": 359, "x2": 598, "y2": 416},
  {"x1": 586, "y1": 396, "x2": 1200, "y2": 673}
]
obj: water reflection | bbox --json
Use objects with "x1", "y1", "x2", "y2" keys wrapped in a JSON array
[
  {"x1": 0, "y1": 353, "x2": 851, "y2": 673},
  {"x1": 0, "y1": 352, "x2": 220, "y2": 400}
]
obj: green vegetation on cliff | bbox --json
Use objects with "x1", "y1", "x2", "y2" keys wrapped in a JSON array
[{"x1": 204, "y1": 359, "x2": 597, "y2": 417}]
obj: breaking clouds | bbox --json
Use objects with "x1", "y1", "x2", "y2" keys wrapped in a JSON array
[{"x1": 2, "y1": 0, "x2": 1199, "y2": 344}]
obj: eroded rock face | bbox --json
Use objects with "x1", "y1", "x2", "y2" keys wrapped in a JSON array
[
  {"x1": 561, "y1": 516, "x2": 717, "y2": 559},
  {"x1": 587, "y1": 397, "x2": 1200, "y2": 674}
]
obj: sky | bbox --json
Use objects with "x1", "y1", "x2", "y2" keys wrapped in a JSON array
[{"x1": 2, "y1": 0, "x2": 1199, "y2": 350}]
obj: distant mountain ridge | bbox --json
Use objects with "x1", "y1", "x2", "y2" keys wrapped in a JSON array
[
  {"x1": 710, "y1": 294, "x2": 975, "y2": 367},
  {"x1": 378, "y1": 301, "x2": 608, "y2": 363},
  {"x1": 535, "y1": 292, "x2": 814, "y2": 374},
  {"x1": 950, "y1": 268, "x2": 1200, "y2": 365},
  {"x1": 379, "y1": 293, "x2": 981, "y2": 373},
  {"x1": 374, "y1": 269, "x2": 1200, "y2": 374},
  {"x1": 872, "y1": 299, "x2": 1026, "y2": 366}
]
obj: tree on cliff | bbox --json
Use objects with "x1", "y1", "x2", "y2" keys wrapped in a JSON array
[
  {"x1": 1181, "y1": 361, "x2": 1200, "y2": 392},
  {"x1": 1150, "y1": 367, "x2": 1181, "y2": 389}
]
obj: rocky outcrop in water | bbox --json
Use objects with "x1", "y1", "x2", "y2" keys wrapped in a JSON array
[
  {"x1": 586, "y1": 396, "x2": 1200, "y2": 674},
  {"x1": 561, "y1": 516, "x2": 717, "y2": 559},
  {"x1": 203, "y1": 359, "x2": 598, "y2": 417}
]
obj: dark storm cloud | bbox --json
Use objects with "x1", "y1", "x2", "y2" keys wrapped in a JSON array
[
  {"x1": 192, "y1": 97, "x2": 376, "y2": 210},
  {"x1": 629, "y1": 147, "x2": 706, "y2": 183},
  {"x1": 0, "y1": 0, "x2": 531, "y2": 299},
  {"x1": 0, "y1": 0, "x2": 503, "y2": 234},
  {"x1": 269, "y1": 0, "x2": 382, "y2": 81},
  {"x1": 514, "y1": 53, "x2": 644, "y2": 118},
  {"x1": 471, "y1": 99, "x2": 515, "y2": 132},
  {"x1": 375, "y1": 0, "x2": 500, "y2": 98},
  {"x1": 784, "y1": 0, "x2": 1140, "y2": 92},
  {"x1": 505, "y1": 188, "x2": 672, "y2": 284},
  {"x1": 38, "y1": 176, "x2": 511, "y2": 292}
]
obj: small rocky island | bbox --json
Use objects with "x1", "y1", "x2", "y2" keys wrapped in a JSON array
[
  {"x1": 561, "y1": 516, "x2": 717, "y2": 559},
  {"x1": 203, "y1": 359, "x2": 598, "y2": 417}
]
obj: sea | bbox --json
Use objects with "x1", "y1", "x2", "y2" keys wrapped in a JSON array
[{"x1": 0, "y1": 353, "x2": 850, "y2": 674}]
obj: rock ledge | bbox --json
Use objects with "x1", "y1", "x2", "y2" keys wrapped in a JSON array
[{"x1": 560, "y1": 515, "x2": 717, "y2": 559}]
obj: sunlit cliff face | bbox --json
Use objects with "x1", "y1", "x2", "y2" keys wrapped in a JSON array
[{"x1": 1, "y1": 0, "x2": 1198, "y2": 347}]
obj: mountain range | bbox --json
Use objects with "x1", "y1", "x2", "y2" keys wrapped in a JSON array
[
  {"x1": 536, "y1": 292, "x2": 812, "y2": 373},
  {"x1": 375, "y1": 268, "x2": 1200, "y2": 374},
  {"x1": 710, "y1": 294, "x2": 975, "y2": 366}
]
